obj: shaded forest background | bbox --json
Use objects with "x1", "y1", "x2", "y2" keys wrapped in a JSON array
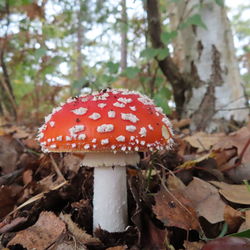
[{"x1": 0, "y1": 0, "x2": 249, "y2": 128}]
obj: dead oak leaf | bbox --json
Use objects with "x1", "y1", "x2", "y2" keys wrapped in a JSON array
[
  {"x1": 153, "y1": 187, "x2": 200, "y2": 231},
  {"x1": 184, "y1": 240, "x2": 205, "y2": 250},
  {"x1": 60, "y1": 213, "x2": 101, "y2": 245},
  {"x1": 0, "y1": 185, "x2": 22, "y2": 219},
  {"x1": 213, "y1": 124, "x2": 250, "y2": 164},
  {"x1": 141, "y1": 213, "x2": 169, "y2": 249},
  {"x1": 224, "y1": 205, "x2": 244, "y2": 232},
  {"x1": 106, "y1": 247, "x2": 127, "y2": 250},
  {"x1": 210, "y1": 181, "x2": 250, "y2": 205},
  {"x1": 184, "y1": 132, "x2": 224, "y2": 152},
  {"x1": 184, "y1": 177, "x2": 225, "y2": 224},
  {"x1": 8, "y1": 211, "x2": 65, "y2": 250}
]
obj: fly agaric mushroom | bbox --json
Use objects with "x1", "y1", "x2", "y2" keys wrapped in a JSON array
[{"x1": 37, "y1": 88, "x2": 174, "y2": 232}]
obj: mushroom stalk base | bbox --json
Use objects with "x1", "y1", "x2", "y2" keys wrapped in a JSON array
[{"x1": 93, "y1": 165, "x2": 127, "y2": 232}]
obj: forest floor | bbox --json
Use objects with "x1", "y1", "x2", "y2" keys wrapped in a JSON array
[{"x1": 0, "y1": 118, "x2": 250, "y2": 250}]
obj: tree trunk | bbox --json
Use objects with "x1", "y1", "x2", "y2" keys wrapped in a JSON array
[
  {"x1": 76, "y1": 0, "x2": 84, "y2": 80},
  {"x1": 146, "y1": 0, "x2": 191, "y2": 116},
  {"x1": 120, "y1": 0, "x2": 128, "y2": 71},
  {"x1": 169, "y1": 0, "x2": 249, "y2": 131}
]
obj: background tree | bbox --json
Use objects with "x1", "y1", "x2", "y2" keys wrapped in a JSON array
[
  {"x1": 0, "y1": 0, "x2": 249, "y2": 130},
  {"x1": 146, "y1": 0, "x2": 249, "y2": 131},
  {"x1": 120, "y1": 0, "x2": 127, "y2": 71}
]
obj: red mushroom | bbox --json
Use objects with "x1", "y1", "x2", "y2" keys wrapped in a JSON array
[{"x1": 37, "y1": 88, "x2": 174, "y2": 232}]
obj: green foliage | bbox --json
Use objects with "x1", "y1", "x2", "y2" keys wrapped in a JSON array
[
  {"x1": 1, "y1": 0, "x2": 175, "y2": 121},
  {"x1": 156, "y1": 48, "x2": 169, "y2": 60},
  {"x1": 106, "y1": 62, "x2": 119, "y2": 74},
  {"x1": 34, "y1": 47, "x2": 47, "y2": 60},
  {"x1": 140, "y1": 48, "x2": 159, "y2": 60},
  {"x1": 122, "y1": 67, "x2": 140, "y2": 79},
  {"x1": 7, "y1": 0, "x2": 32, "y2": 7},
  {"x1": 140, "y1": 48, "x2": 169, "y2": 60},
  {"x1": 154, "y1": 86, "x2": 172, "y2": 114},
  {"x1": 181, "y1": 14, "x2": 207, "y2": 29},
  {"x1": 214, "y1": 0, "x2": 224, "y2": 7},
  {"x1": 229, "y1": 230, "x2": 250, "y2": 238},
  {"x1": 161, "y1": 31, "x2": 177, "y2": 44}
]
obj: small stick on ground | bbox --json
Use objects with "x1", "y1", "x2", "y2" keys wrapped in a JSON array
[{"x1": 49, "y1": 154, "x2": 66, "y2": 181}]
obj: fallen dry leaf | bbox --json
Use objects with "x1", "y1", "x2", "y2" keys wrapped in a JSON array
[
  {"x1": 226, "y1": 160, "x2": 250, "y2": 183},
  {"x1": 202, "y1": 236, "x2": 250, "y2": 250},
  {"x1": 54, "y1": 242, "x2": 87, "y2": 250},
  {"x1": 0, "y1": 135, "x2": 21, "y2": 174},
  {"x1": 63, "y1": 153, "x2": 83, "y2": 173},
  {"x1": 22, "y1": 169, "x2": 33, "y2": 185},
  {"x1": 23, "y1": 138, "x2": 40, "y2": 150},
  {"x1": 184, "y1": 240, "x2": 205, "y2": 250},
  {"x1": 236, "y1": 210, "x2": 250, "y2": 234},
  {"x1": 214, "y1": 124, "x2": 250, "y2": 164},
  {"x1": 177, "y1": 152, "x2": 215, "y2": 171},
  {"x1": 38, "y1": 174, "x2": 64, "y2": 192},
  {"x1": 153, "y1": 187, "x2": 200, "y2": 231},
  {"x1": 142, "y1": 213, "x2": 169, "y2": 249},
  {"x1": 184, "y1": 132, "x2": 224, "y2": 152},
  {"x1": 0, "y1": 185, "x2": 22, "y2": 219},
  {"x1": 106, "y1": 246, "x2": 127, "y2": 250},
  {"x1": 167, "y1": 174, "x2": 186, "y2": 191},
  {"x1": 210, "y1": 181, "x2": 250, "y2": 205},
  {"x1": 8, "y1": 211, "x2": 65, "y2": 250},
  {"x1": 8, "y1": 126, "x2": 30, "y2": 139},
  {"x1": 213, "y1": 148, "x2": 237, "y2": 170},
  {"x1": 60, "y1": 213, "x2": 101, "y2": 245},
  {"x1": 9, "y1": 180, "x2": 68, "y2": 215},
  {"x1": 184, "y1": 177, "x2": 225, "y2": 224},
  {"x1": 244, "y1": 210, "x2": 250, "y2": 229},
  {"x1": 224, "y1": 205, "x2": 243, "y2": 232}
]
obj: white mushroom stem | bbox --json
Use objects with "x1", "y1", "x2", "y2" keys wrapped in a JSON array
[
  {"x1": 81, "y1": 152, "x2": 140, "y2": 232},
  {"x1": 94, "y1": 165, "x2": 127, "y2": 232}
]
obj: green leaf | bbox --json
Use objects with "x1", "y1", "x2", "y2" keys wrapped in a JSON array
[
  {"x1": 229, "y1": 229, "x2": 250, "y2": 238},
  {"x1": 243, "y1": 180, "x2": 250, "y2": 192},
  {"x1": 140, "y1": 76, "x2": 151, "y2": 84},
  {"x1": 72, "y1": 77, "x2": 88, "y2": 91},
  {"x1": 161, "y1": 86, "x2": 172, "y2": 99},
  {"x1": 140, "y1": 48, "x2": 169, "y2": 60},
  {"x1": 34, "y1": 47, "x2": 47, "y2": 59},
  {"x1": 154, "y1": 87, "x2": 172, "y2": 114},
  {"x1": 8, "y1": 0, "x2": 32, "y2": 6},
  {"x1": 156, "y1": 48, "x2": 169, "y2": 60},
  {"x1": 140, "y1": 48, "x2": 159, "y2": 60},
  {"x1": 106, "y1": 62, "x2": 119, "y2": 74},
  {"x1": 161, "y1": 31, "x2": 177, "y2": 44},
  {"x1": 215, "y1": 0, "x2": 224, "y2": 7},
  {"x1": 155, "y1": 76, "x2": 165, "y2": 87},
  {"x1": 181, "y1": 14, "x2": 207, "y2": 30},
  {"x1": 122, "y1": 67, "x2": 140, "y2": 79},
  {"x1": 102, "y1": 74, "x2": 116, "y2": 84}
]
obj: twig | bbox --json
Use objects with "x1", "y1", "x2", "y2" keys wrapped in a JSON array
[{"x1": 49, "y1": 154, "x2": 66, "y2": 181}]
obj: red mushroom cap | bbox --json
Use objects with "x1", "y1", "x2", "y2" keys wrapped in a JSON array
[{"x1": 37, "y1": 88, "x2": 174, "y2": 153}]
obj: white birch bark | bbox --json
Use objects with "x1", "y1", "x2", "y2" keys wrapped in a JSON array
[{"x1": 169, "y1": 0, "x2": 249, "y2": 131}]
